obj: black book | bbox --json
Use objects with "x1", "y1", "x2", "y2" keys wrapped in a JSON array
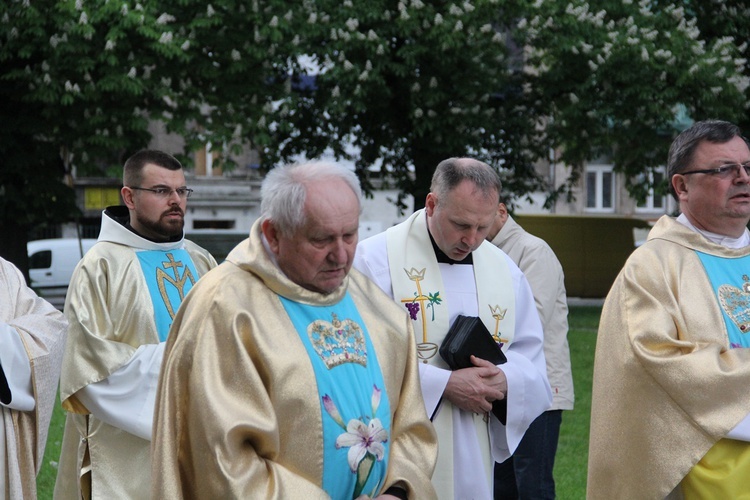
[{"x1": 439, "y1": 315, "x2": 508, "y2": 424}]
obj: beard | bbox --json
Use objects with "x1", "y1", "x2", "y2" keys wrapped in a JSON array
[{"x1": 135, "y1": 209, "x2": 184, "y2": 239}]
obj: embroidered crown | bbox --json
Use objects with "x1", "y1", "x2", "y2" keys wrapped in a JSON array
[{"x1": 308, "y1": 313, "x2": 368, "y2": 369}]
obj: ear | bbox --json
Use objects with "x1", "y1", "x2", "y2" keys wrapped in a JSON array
[
  {"x1": 671, "y1": 174, "x2": 689, "y2": 202},
  {"x1": 261, "y1": 219, "x2": 281, "y2": 255},
  {"x1": 497, "y1": 203, "x2": 509, "y2": 223},
  {"x1": 425, "y1": 192, "x2": 437, "y2": 216},
  {"x1": 121, "y1": 186, "x2": 136, "y2": 209}
]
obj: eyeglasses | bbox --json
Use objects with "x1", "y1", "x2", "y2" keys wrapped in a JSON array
[
  {"x1": 129, "y1": 186, "x2": 194, "y2": 198},
  {"x1": 681, "y1": 162, "x2": 750, "y2": 179}
]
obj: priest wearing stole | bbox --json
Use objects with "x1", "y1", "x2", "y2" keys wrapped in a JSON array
[
  {"x1": 152, "y1": 162, "x2": 438, "y2": 499},
  {"x1": 0, "y1": 258, "x2": 67, "y2": 499},
  {"x1": 54, "y1": 150, "x2": 217, "y2": 499},
  {"x1": 588, "y1": 120, "x2": 750, "y2": 498},
  {"x1": 353, "y1": 158, "x2": 552, "y2": 499}
]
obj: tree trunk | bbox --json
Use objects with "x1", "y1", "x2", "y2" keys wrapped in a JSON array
[{"x1": 0, "y1": 221, "x2": 31, "y2": 285}]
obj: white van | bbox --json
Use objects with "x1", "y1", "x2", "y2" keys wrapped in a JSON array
[{"x1": 27, "y1": 238, "x2": 97, "y2": 309}]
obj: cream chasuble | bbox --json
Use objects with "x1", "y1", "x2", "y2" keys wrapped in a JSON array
[
  {"x1": 0, "y1": 258, "x2": 67, "y2": 500},
  {"x1": 588, "y1": 216, "x2": 750, "y2": 499},
  {"x1": 354, "y1": 209, "x2": 552, "y2": 500},
  {"x1": 151, "y1": 219, "x2": 438, "y2": 499},
  {"x1": 55, "y1": 208, "x2": 217, "y2": 500}
]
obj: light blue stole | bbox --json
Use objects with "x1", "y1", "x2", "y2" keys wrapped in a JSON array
[
  {"x1": 696, "y1": 251, "x2": 750, "y2": 348},
  {"x1": 279, "y1": 292, "x2": 391, "y2": 499},
  {"x1": 135, "y1": 249, "x2": 199, "y2": 341}
]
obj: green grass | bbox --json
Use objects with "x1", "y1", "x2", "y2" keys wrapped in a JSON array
[
  {"x1": 554, "y1": 305, "x2": 600, "y2": 499},
  {"x1": 36, "y1": 305, "x2": 602, "y2": 499}
]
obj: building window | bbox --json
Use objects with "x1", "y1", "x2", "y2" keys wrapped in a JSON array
[
  {"x1": 636, "y1": 167, "x2": 668, "y2": 213},
  {"x1": 585, "y1": 165, "x2": 615, "y2": 212}
]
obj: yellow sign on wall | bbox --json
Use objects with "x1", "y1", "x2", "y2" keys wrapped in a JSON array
[{"x1": 84, "y1": 187, "x2": 121, "y2": 210}]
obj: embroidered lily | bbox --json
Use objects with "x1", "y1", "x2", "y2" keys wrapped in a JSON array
[
  {"x1": 336, "y1": 418, "x2": 388, "y2": 472},
  {"x1": 322, "y1": 394, "x2": 346, "y2": 429},
  {"x1": 371, "y1": 385, "x2": 381, "y2": 415}
]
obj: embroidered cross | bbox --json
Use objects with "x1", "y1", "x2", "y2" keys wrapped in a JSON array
[{"x1": 156, "y1": 253, "x2": 196, "y2": 319}]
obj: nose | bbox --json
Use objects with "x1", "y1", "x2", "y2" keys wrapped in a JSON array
[
  {"x1": 328, "y1": 240, "x2": 348, "y2": 265},
  {"x1": 167, "y1": 189, "x2": 182, "y2": 203},
  {"x1": 462, "y1": 228, "x2": 481, "y2": 249}
]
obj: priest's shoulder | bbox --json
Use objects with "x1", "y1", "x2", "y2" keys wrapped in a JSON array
[{"x1": 348, "y1": 267, "x2": 404, "y2": 313}]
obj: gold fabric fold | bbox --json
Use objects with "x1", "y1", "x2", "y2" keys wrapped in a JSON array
[
  {"x1": 588, "y1": 216, "x2": 750, "y2": 499},
  {"x1": 55, "y1": 238, "x2": 216, "y2": 500},
  {"x1": 0, "y1": 258, "x2": 67, "y2": 499},
  {"x1": 152, "y1": 219, "x2": 438, "y2": 499}
]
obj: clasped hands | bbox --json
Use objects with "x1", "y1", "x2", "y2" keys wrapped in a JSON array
[{"x1": 444, "y1": 355, "x2": 507, "y2": 414}]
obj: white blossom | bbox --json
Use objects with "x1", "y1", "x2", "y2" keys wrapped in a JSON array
[
  {"x1": 292, "y1": 35, "x2": 300, "y2": 45},
  {"x1": 430, "y1": 77, "x2": 438, "y2": 88},
  {"x1": 156, "y1": 13, "x2": 175, "y2": 24},
  {"x1": 480, "y1": 23, "x2": 492, "y2": 33},
  {"x1": 332, "y1": 86, "x2": 340, "y2": 97},
  {"x1": 569, "y1": 93, "x2": 579, "y2": 104},
  {"x1": 434, "y1": 13, "x2": 443, "y2": 25},
  {"x1": 128, "y1": 67, "x2": 136, "y2": 78},
  {"x1": 285, "y1": 10, "x2": 293, "y2": 21},
  {"x1": 270, "y1": 16, "x2": 278, "y2": 27},
  {"x1": 367, "y1": 30, "x2": 378, "y2": 40},
  {"x1": 105, "y1": 39, "x2": 116, "y2": 51},
  {"x1": 428, "y1": 110, "x2": 437, "y2": 118},
  {"x1": 231, "y1": 49, "x2": 241, "y2": 61},
  {"x1": 75, "y1": 0, "x2": 83, "y2": 10},
  {"x1": 454, "y1": 20, "x2": 463, "y2": 32},
  {"x1": 344, "y1": 60, "x2": 354, "y2": 71},
  {"x1": 346, "y1": 18, "x2": 358, "y2": 31},
  {"x1": 450, "y1": 107, "x2": 462, "y2": 114},
  {"x1": 43, "y1": 73, "x2": 51, "y2": 84},
  {"x1": 121, "y1": 4, "x2": 128, "y2": 16},
  {"x1": 358, "y1": 70, "x2": 369, "y2": 81},
  {"x1": 79, "y1": 12, "x2": 88, "y2": 24},
  {"x1": 412, "y1": 82, "x2": 421, "y2": 92},
  {"x1": 308, "y1": 12, "x2": 317, "y2": 23},
  {"x1": 588, "y1": 60, "x2": 598, "y2": 71},
  {"x1": 376, "y1": 45, "x2": 385, "y2": 55},
  {"x1": 207, "y1": 5, "x2": 215, "y2": 17},
  {"x1": 414, "y1": 108, "x2": 424, "y2": 118},
  {"x1": 449, "y1": 4, "x2": 463, "y2": 16},
  {"x1": 159, "y1": 32, "x2": 173, "y2": 44},
  {"x1": 641, "y1": 47, "x2": 649, "y2": 61},
  {"x1": 181, "y1": 40, "x2": 190, "y2": 50}
]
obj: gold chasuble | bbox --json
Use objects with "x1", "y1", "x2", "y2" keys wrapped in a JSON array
[
  {"x1": 386, "y1": 210, "x2": 515, "y2": 496},
  {"x1": 151, "y1": 219, "x2": 438, "y2": 499},
  {"x1": 588, "y1": 216, "x2": 750, "y2": 499},
  {"x1": 0, "y1": 258, "x2": 67, "y2": 499},
  {"x1": 55, "y1": 209, "x2": 217, "y2": 500}
]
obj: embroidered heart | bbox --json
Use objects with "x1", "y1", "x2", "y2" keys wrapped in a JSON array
[
  {"x1": 718, "y1": 282, "x2": 750, "y2": 333},
  {"x1": 308, "y1": 313, "x2": 368, "y2": 369}
]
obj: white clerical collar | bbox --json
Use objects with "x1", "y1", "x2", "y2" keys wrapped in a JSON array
[{"x1": 676, "y1": 213, "x2": 750, "y2": 249}]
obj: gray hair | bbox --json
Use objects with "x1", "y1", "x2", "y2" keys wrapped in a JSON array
[
  {"x1": 260, "y1": 161, "x2": 363, "y2": 236},
  {"x1": 668, "y1": 120, "x2": 745, "y2": 200},
  {"x1": 430, "y1": 157, "x2": 502, "y2": 201}
]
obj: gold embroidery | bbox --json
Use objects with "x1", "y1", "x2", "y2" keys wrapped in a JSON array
[
  {"x1": 718, "y1": 274, "x2": 750, "y2": 333},
  {"x1": 156, "y1": 253, "x2": 196, "y2": 319},
  {"x1": 489, "y1": 304, "x2": 510, "y2": 344},
  {"x1": 308, "y1": 313, "x2": 368, "y2": 369},
  {"x1": 400, "y1": 268, "x2": 440, "y2": 362}
]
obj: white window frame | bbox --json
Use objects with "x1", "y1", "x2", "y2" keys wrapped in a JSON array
[
  {"x1": 585, "y1": 164, "x2": 615, "y2": 213},
  {"x1": 635, "y1": 166, "x2": 672, "y2": 214}
]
